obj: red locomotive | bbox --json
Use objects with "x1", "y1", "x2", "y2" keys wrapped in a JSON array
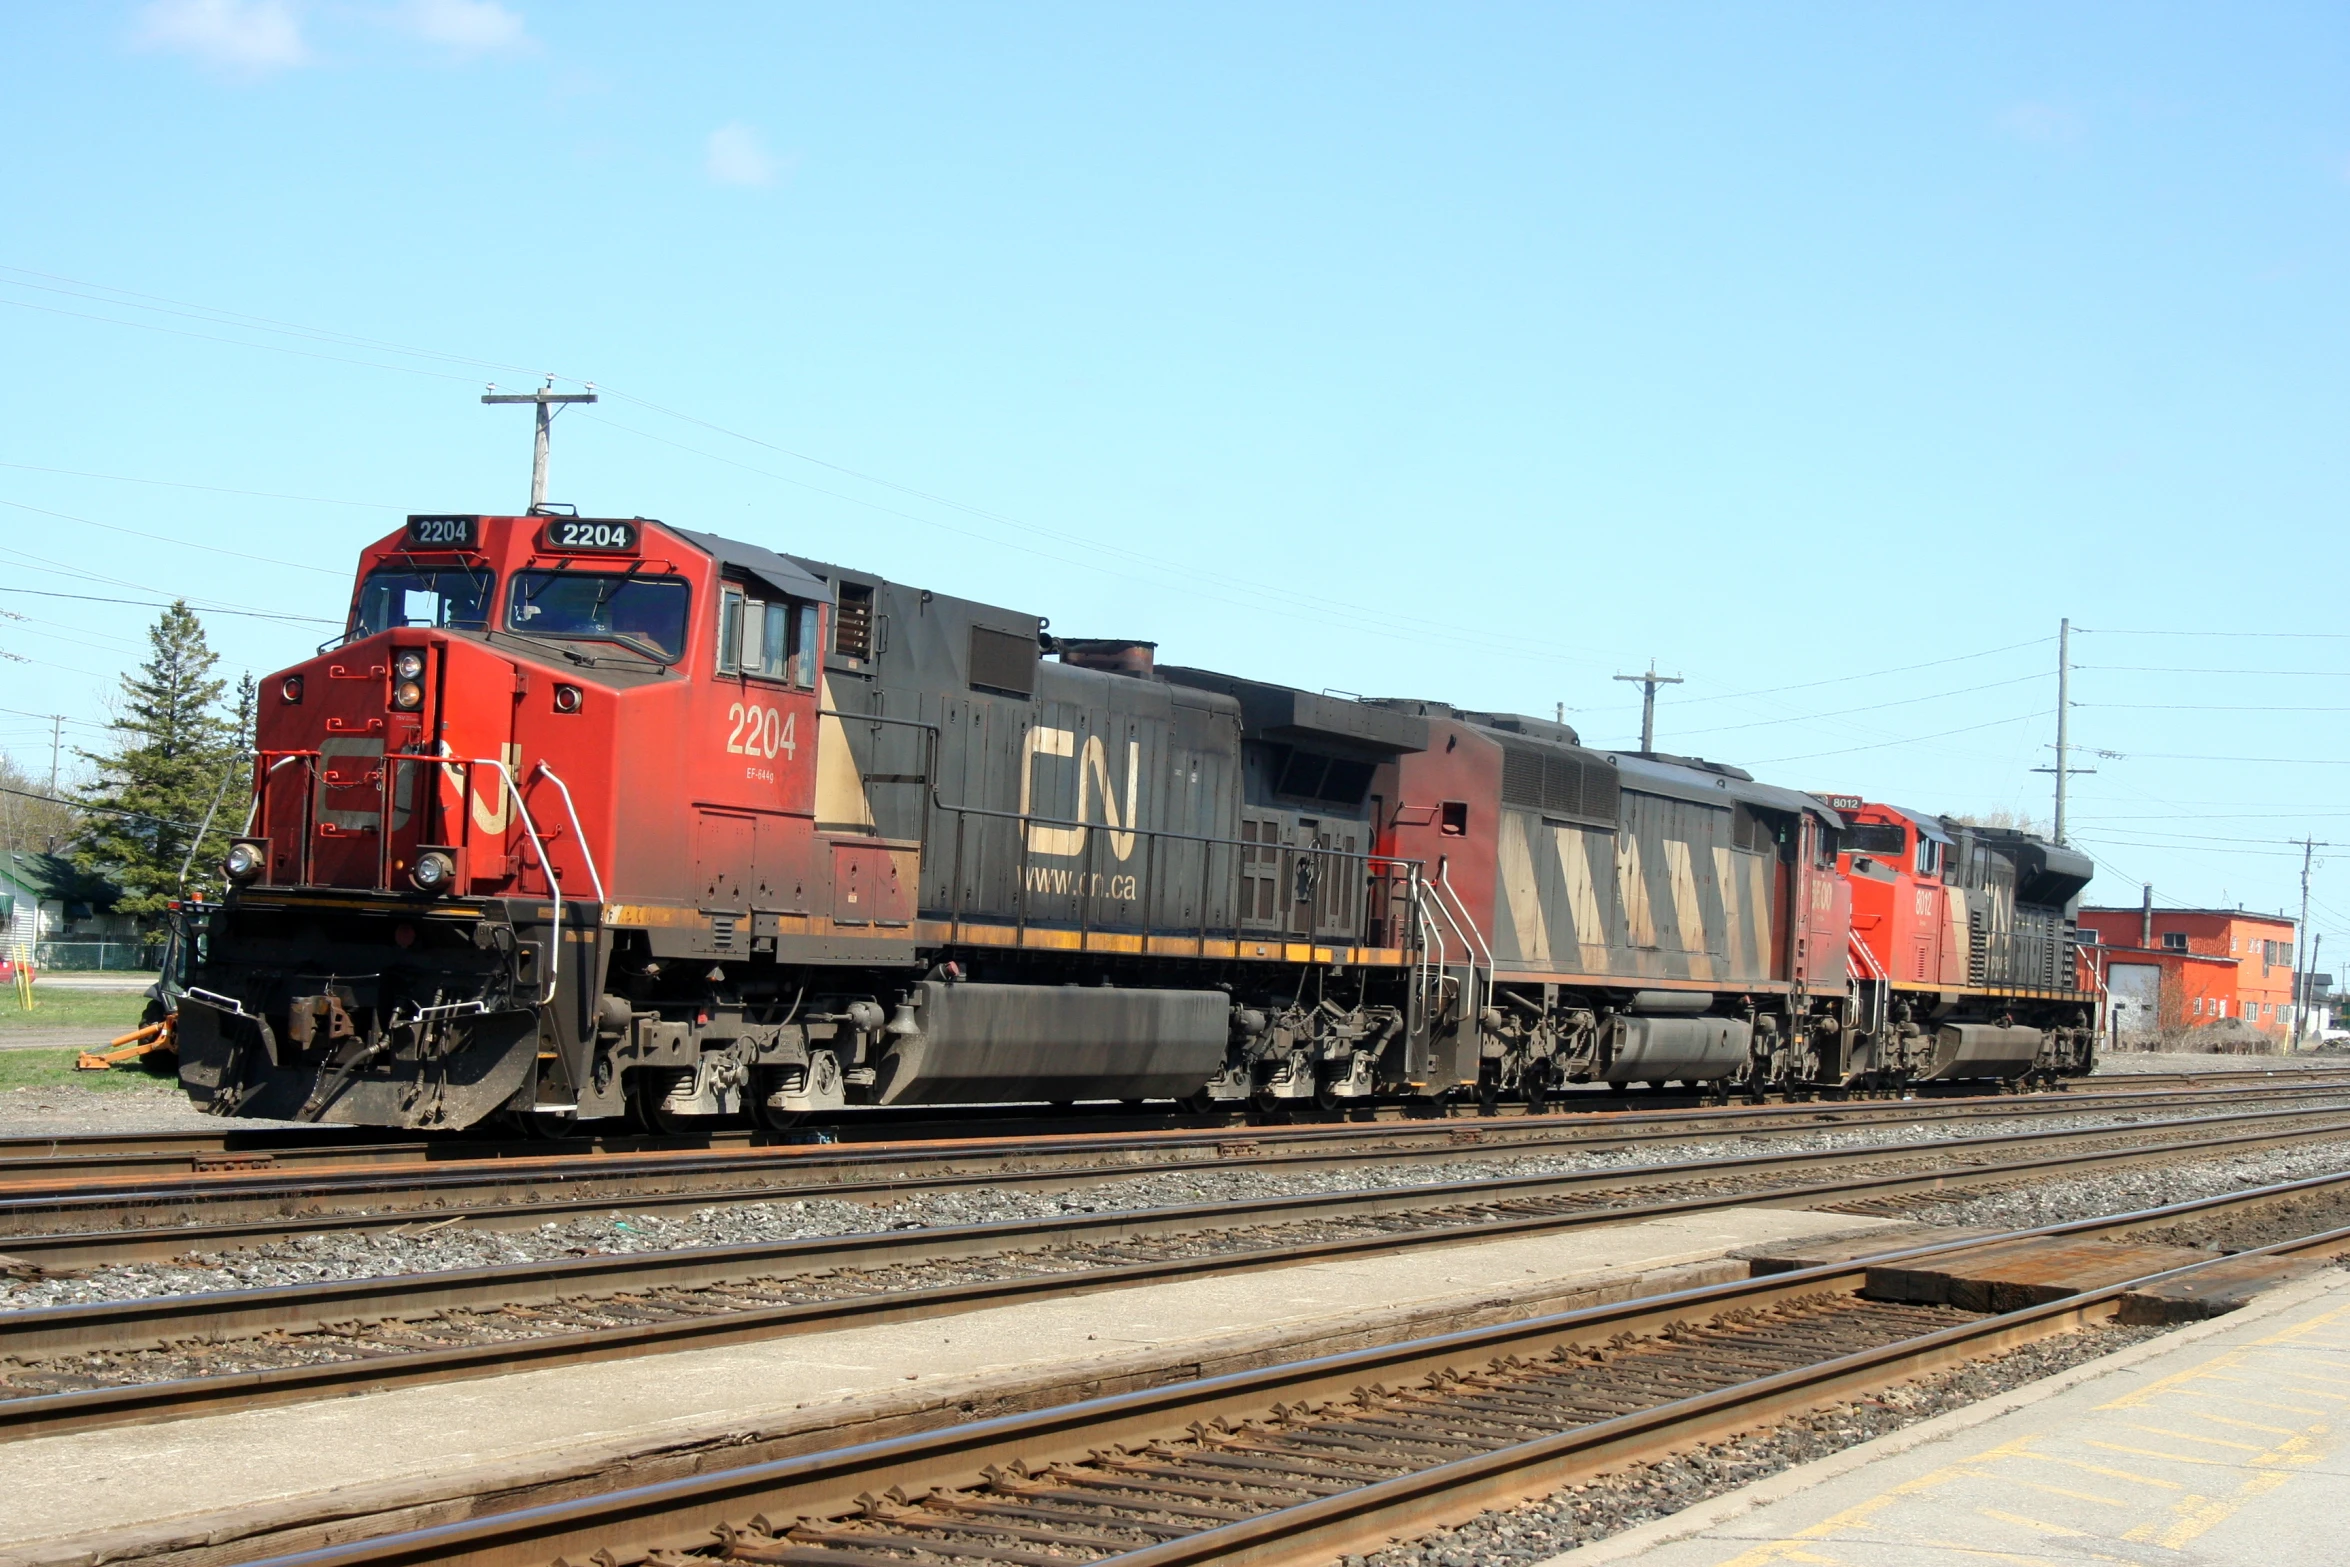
[{"x1": 172, "y1": 512, "x2": 2098, "y2": 1128}]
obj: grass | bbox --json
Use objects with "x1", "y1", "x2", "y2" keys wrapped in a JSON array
[
  {"x1": 0, "y1": 1046, "x2": 164, "y2": 1093},
  {"x1": 0, "y1": 989, "x2": 151, "y2": 1035}
]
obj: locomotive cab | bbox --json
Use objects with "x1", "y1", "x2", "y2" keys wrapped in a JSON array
[
  {"x1": 178, "y1": 511, "x2": 840, "y2": 1127},
  {"x1": 1825, "y1": 797, "x2": 2097, "y2": 1084}
]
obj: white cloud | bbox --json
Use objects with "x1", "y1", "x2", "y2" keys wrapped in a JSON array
[
  {"x1": 134, "y1": 0, "x2": 309, "y2": 73},
  {"x1": 396, "y1": 0, "x2": 531, "y2": 59},
  {"x1": 706, "y1": 123, "x2": 776, "y2": 188}
]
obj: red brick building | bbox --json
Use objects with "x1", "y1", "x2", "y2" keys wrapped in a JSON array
[{"x1": 2077, "y1": 905, "x2": 2299, "y2": 1041}]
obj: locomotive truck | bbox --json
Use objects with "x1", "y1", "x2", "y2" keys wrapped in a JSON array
[{"x1": 171, "y1": 511, "x2": 2098, "y2": 1128}]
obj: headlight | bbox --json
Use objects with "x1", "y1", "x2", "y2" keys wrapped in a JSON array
[
  {"x1": 411, "y1": 850, "x2": 457, "y2": 894},
  {"x1": 279, "y1": 675, "x2": 303, "y2": 704},
  {"x1": 392, "y1": 679, "x2": 424, "y2": 710},
  {"x1": 392, "y1": 650, "x2": 425, "y2": 681},
  {"x1": 222, "y1": 841, "x2": 266, "y2": 882},
  {"x1": 553, "y1": 683, "x2": 583, "y2": 714}
]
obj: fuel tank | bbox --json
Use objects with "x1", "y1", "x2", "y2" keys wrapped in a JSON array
[
  {"x1": 1603, "y1": 1015, "x2": 1753, "y2": 1083},
  {"x1": 872, "y1": 981, "x2": 1229, "y2": 1105},
  {"x1": 1917, "y1": 1022, "x2": 2046, "y2": 1081}
]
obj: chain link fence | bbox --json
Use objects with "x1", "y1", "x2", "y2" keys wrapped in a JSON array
[{"x1": 29, "y1": 941, "x2": 157, "y2": 973}]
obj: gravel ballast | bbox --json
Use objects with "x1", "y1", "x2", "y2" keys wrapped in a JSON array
[
  {"x1": 6, "y1": 1102, "x2": 2339, "y2": 1310},
  {"x1": 1346, "y1": 1324, "x2": 2170, "y2": 1567}
]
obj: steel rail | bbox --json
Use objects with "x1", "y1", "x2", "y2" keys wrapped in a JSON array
[
  {"x1": 4, "y1": 1066, "x2": 2343, "y2": 1182},
  {"x1": 204, "y1": 1183, "x2": 2350, "y2": 1567},
  {"x1": 4, "y1": 1103, "x2": 2348, "y2": 1440},
  {"x1": 8, "y1": 1080, "x2": 2350, "y2": 1261},
  {"x1": 2, "y1": 1092, "x2": 2345, "y2": 1272}
]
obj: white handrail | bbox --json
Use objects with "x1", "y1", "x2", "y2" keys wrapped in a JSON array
[
  {"x1": 530, "y1": 761, "x2": 607, "y2": 905},
  {"x1": 466, "y1": 757, "x2": 563, "y2": 1005},
  {"x1": 243, "y1": 754, "x2": 308, "y2": 835},
  {"x1": 1426, "y1": 860, "x2": 1493, "y2": 1048}
]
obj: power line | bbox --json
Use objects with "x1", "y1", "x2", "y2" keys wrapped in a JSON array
[
  {"x1": 2083, "y1": 703, "x2": 2350, "y2": 713},
  {"x1": 2121, "y1": 754, "x2": 2350, "y2": 766},
  {"x1": 1754, "y1": 709, "x2": 2050, "y2": 765},
  {"x1": 0, "y1": 782, "x2": 203, "y2": 830},
  {"x1": 1675, "y1": 672, "x2": 2045, "y2": 738},
  {"x1": 0, "y1": 294, "x2": 484, "y2": 385},
  {"x1": 0, "y1": 459, "x2": 398, "y2": 511},
  {"x1": 0, "y1": 498, "x2": 346, "y2": 577},
  {"x1": 2077, "y1": 665, "x2": 2350, "y2": 677},
  {"x1": 1672, "y1": 637, "x2": 2052, "y2": 709},
  {"x1": 2076, "y1": 627, "x2": 2350, "y2": 640}
]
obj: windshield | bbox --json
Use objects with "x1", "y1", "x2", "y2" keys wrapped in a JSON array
[
  {"x1": 353, "y1": 569, "x2": 494, "y2": 636},
  {"x1": 508, "y1": 571, "x2": 690, "y2": 662}
]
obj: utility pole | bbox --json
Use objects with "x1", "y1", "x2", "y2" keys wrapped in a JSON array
[
  {"x1": 2032, "y1": 617, "x2": 2095, "y2": 845},
  {"x1": 2307, "y1": 933, "x2": 2326, "y2": 1047},
  {"x1": 46, "y1": 716, "x2": 60, "y2": 796},
  {"x1": 2292, "y1": 836, "x2": 2327, "y2": 1049},
  {"x1": 1614, "y1": 662, "x2": 1683, "y2": 753},
  {"x1": 482, "y1": 379, "x2": 597, "y2": 511}
]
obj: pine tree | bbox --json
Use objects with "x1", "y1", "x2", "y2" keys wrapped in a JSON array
[{"x1": 73, "y1": 603, "x2": 249, "y2": 925}]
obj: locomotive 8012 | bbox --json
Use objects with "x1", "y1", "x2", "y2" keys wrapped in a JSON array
[{"x1": 170, "y1": 512, "x2": 2099, "y2": 1128}]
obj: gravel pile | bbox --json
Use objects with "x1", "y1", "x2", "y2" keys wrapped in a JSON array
[
  {"x1": 1347, "y1": 1323, "x2": 2169, "y2": 1567},
  {"x1": 0, "y1": 1104, "x2": 2292, "y2": 1311}
]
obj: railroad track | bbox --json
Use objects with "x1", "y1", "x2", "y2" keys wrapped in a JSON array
[
  {"x1": 8, "y1": 1078, "x2": 2350, "y2": 1264},
  {"x1": 7, "y1": 1065, "x2": 2344, "y2": 1182},
  {"x1": 202, "y1": 1177, "x2": 2350, "y2": 1567},
  {"x1": 5, "y1": 1099, "x2": 2347, "y2": 1440}
]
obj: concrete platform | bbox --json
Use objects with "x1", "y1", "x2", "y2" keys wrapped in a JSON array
[
  {"x1": 1548, "y1": 1263, "x2": 2350, "y2": 1567},
  {"x1": 0, "y1": 1206, "x2": 1898, "y2": 1567}
]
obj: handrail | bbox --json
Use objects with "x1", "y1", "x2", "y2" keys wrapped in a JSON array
[
  {"x1": 465, "y1": 757, "x2": 565, "y2": 1005},
  {"x1": 1423, "y1": 860, "x2": 1491, "y2": 1048},
  {"x1": 530, "y1": 761, "x2": 606, "y2": 904},
  {"x1": 1847, "y1": 927, "x2": 1889, "y2": 1041},
  {"x1": 241, "y1": 745, "x2": 568, "y2": 1007}
]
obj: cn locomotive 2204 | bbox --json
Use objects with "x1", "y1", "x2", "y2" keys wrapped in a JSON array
[{"x1": 173, "y1": 513, "x2": 2099, "y2": 1129}]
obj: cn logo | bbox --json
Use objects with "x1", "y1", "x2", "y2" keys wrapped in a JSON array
[{"x1": 1020, "y1": 726, "x2": 1138, "y2": 861}]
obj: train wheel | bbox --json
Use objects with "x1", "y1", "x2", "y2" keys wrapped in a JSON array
[
  {"x1": 753, "y1": 1096, "x2": 806, "y2": 1133},
  {"x1": 630, "y1": 1070, "x2": 699, "y2": 1136}
]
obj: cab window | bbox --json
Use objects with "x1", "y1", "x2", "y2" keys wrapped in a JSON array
[
  {"x1": 354, "y1": 568, "x2": 493, "y2": 636},
  {"x1": 1846, "y1": 822, "x2": 1907, "y2": 858},
  {"x1": 715, "y1": 585, "x2": 819, "y2": 688},
  {"x1": 508, "y1": 571, "x2": 689, "y2": 662},
  {"x1": 1915, "y1": 837, "x2": 1943, "y2": 877}
]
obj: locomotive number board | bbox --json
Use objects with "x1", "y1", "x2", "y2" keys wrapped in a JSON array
[
  {"x1": 405, "y1": 514, "x2": 480, "y2": 549},
  {"x1": 539, "y1": 518, "x2": 641, "y2": 554}
]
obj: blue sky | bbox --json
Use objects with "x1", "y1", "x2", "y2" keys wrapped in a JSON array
[{"x1": 2, "y1": 3, "x2": 2347, "y2": 946}]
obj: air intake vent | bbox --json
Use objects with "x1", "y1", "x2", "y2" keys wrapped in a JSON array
[
  {"x1": 833, "y1": 583, "x2": 875, "y2": 659},
  {"x1": 1500, "y1": 746, "x2": 1620, "y2": 826},
  {"x1": 710, "y1": 913, "x2": 737, "y2": 950},
  {"x1": 969, "y1": 625, "x2": 1038, "y2": 698}
]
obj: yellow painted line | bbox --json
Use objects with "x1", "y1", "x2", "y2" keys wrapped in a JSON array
[
  {"x1": 2118, "y1": 1423, "x2": 2263, "y2": 1452},
  {"x1": 1997, "y1": 1475, "x2": 2133, "y2": 1509},
  {"x1": 2187, "y1": 1412, "x2": 2299, "y2": 1437},
  {"x1": 1973, "y1": 1507, "x2": 2091, "y2": 1538},
  {"x1": 2035, "y1": 1455, "x2": 2184, "y2": 1491},
  {"x1": 2080, "y1": 1438, "x2": 2236, "y2": 1469}
]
